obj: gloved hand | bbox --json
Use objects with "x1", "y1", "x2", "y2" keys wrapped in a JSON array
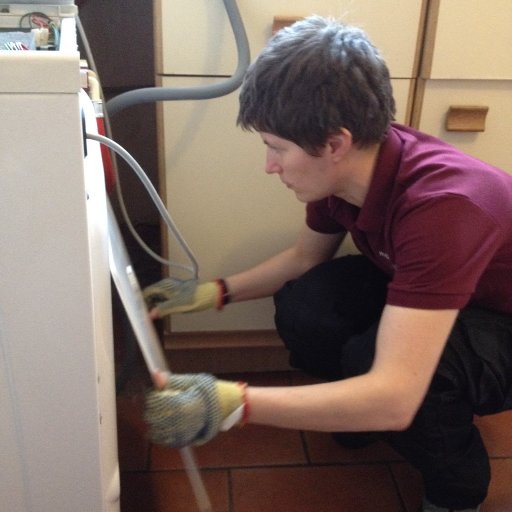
[
  {"x1": 143, "y1": 278, "x2": 230, "y2": 318},
  {"x1": 144, "y1": 373, "x2": 248, "y2": 448}
]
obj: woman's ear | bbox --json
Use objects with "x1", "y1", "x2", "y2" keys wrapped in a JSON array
[{"x1": 326, "y1": 128, "x2": 353, "y2": 162}]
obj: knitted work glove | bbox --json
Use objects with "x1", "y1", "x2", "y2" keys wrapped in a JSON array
[
  {"x1": 144, "y1": 373, "x2": 248, "y2": 448},
  {"x1": 143, "y1": 278, "x2": 229, "y2": 317}
]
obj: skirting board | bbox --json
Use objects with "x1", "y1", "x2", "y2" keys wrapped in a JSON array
[{"x1": 163, "y1": 330, "x2": 292, "y2": 374}]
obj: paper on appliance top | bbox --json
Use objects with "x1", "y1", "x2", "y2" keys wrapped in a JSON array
[{"x1": 2, "y1": 1, "x2": 75, "y2": 4}]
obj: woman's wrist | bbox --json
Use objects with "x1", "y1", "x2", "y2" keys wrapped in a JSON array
[{"x1": 214, "y1": 278, "x2": 232, "y2": 309}]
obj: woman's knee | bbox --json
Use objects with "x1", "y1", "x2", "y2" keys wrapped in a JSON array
[
  {"x1": 273, "y1": 255, "x2": 387, "y2": 380},
  {"x1": 274, "y1": 255, "x2": 387, "y2": 339}
]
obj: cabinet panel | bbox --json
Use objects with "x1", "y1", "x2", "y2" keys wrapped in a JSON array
[
  {"x1": 423, "y1": 0, "x2": 512, "y2": 79},
  {"x1": 159, "y1": 0, "x2": 424, "y2": 78},
  {"x1": 161, "y1": 76, "x2": 303, "y2": 332},
  {"x1": 392, "y1": 79, "x2": 415, "y2": 125},
  {"x1": 416, "y1": 80, "x2": 512, "y2": 172},
  {"x1": 161, "y1": 76, "x2": 412, "y2": 332}
]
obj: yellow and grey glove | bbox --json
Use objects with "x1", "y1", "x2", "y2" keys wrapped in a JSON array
[
  {"x1": 144, "y1": 373, "x2": 248, "y2": 448},
  {"x1": 143, "y1": 278, "x2": 230, "y2": 317}
]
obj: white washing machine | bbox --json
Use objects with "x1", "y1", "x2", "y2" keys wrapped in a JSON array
[{"x1": 0, "y1": 3, "x2": 120, "y2": 511}]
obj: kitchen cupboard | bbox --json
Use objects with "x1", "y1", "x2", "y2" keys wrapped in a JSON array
[
  {"x1": 413, "y1": 80, "x2": 512, "y2": 171},
  {"x1": 411, "y1": 0, "x2": 512, "y2": 172},
  {"x1": 155, "y1": 0, "x2": 425, "y2": 336},
  {"x1": 153, "y1": 0, "x2": 511, "y2": 370}
]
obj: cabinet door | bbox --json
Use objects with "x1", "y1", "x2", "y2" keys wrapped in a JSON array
[
  {"x1": 160, "y1": 76, "x2": 303, "y2": 332},
  {"x1": 422, "y1": 0, "x2": 512, "y2": 79},
  {"x1": 416, "y1": 80, "x2": 512, "y2": 172},
  {"x1": 158, "y1": 0, "x2": 424, "y2": 79}
]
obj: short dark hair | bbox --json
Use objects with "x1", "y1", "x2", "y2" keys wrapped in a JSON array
[{"x1": 237, "y1": 16, "x2": 396, "y2": 155}]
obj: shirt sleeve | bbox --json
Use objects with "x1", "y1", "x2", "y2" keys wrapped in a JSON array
[{"x1": 387, "y1": 196, "x2": 503, "y2": 310}]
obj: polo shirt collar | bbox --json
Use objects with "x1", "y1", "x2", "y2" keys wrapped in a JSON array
[{"x1": 356, "y1": 125, "x2": 403, "y2": 232}]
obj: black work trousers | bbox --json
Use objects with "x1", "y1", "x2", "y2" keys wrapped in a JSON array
[{"x1": 274, "y1": 255, "x2": 512, "y2": 510}]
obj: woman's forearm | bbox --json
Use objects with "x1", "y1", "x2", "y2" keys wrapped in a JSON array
[{"x1": 245, "y1": 374, "x2": 409, "y2": 433}]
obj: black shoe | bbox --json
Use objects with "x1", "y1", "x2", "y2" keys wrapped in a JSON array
[{"x1": 331, "y1": 431, "x2": 379, "y2": 449}]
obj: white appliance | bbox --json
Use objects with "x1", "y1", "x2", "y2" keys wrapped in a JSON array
[{"x1": 0, "y1": 4, "x2": 120, "y2": 511}]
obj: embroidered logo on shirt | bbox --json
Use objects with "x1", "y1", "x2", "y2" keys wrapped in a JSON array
[{"x1": 378, "y1": 250, "x2": 397, "y2": 271}]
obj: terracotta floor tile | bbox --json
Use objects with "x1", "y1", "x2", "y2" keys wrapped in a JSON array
[
  {"x1": 481, "y1": 459, "x2": 512, "y2": 512},
  {"x1": 475, "y1": 411, "x2": 512, "y2": 457},
  {"x1": 120, "y1": 470, "x2": 229, "y2": 512},
  {"x1": 231, "y1": 465, "x2": 405, "y2": 512},
  {"x1": 151, "y1": 424, "x2": 307, "y2": 469},
  {"x1": 389, "y1": 462, "x2": 424, "y2": 512},
  {"x1": 116, "y1": 369, "x2": 512, "y2": 512},
  {"x1": 304, "y1": 431, "x2": 403, "y2": 464},
  {"x1": 391, "y1": 458, "x2": 512, "y2": 512}
]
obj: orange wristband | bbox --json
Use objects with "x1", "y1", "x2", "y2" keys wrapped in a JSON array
[
  {"x1": 215, "y1": 278, "x2": 231, "y2": 310},
  {"x1": 238, "y1": 381, "x2": 250, "y2": 427}
]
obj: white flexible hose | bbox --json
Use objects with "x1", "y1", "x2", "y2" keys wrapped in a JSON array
[
  {"x1": 105, "y1": 0, "x2": 250, "y2": 116},
  {"x1": 86, "y1": 131, "x2": 198, "y2": 277}
]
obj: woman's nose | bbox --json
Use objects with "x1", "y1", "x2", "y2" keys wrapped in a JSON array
[{"x1": 265, "y1": 155, "x2": 281, "y2": 175}]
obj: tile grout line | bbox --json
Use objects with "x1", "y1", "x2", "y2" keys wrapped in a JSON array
[
  {"x1": 386, "y1": 462, "x2": 410, "y2": 512},
  {"x1": 227, "y1": 469, "x2": 234, "y2": 512},
  {"x1": 300, "y1": 430, "x2": 313, "y2": 465}
]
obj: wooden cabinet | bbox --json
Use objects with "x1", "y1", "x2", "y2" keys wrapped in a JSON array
[
  {"x1": 413, "y1": 80, "x2": 512, "y2": 172},
  {"x1": 159, "y1": 74, "x2": 303, "y2": 333},
  {"x1": 155, "y1": 0, "x2": 425, "y2": 335},
  {"x1": 420, "y1": 0, "x2": 512, "y2": 80},
  {"x1": 155, "y1": 0, "x2": 511, "y2": 343},
  {"x1": 157, "y1": 0, "x2": 424, "y2": 80},
  {"x1": 412, "y1": 0, "x2": 512, "y2": 172}
]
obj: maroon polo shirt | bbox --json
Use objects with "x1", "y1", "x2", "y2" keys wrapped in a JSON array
[{"x1": 307, "y1": 123, "x2": 512, "y2": 313}]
